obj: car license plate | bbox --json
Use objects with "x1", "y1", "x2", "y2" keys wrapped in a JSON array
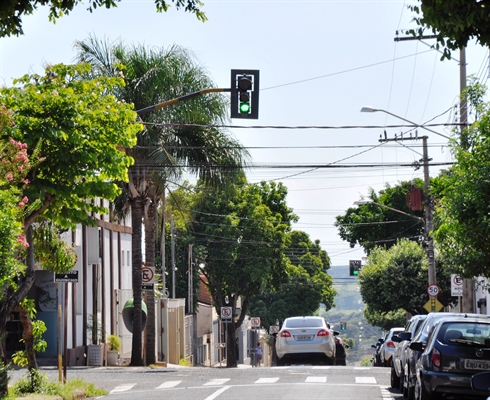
[
  {"x1": 464, "y1": 359, "x2": 490, "y2": 370},
  {"x1": 296, "y1": 335, "x2": 312, "y2": 341}
]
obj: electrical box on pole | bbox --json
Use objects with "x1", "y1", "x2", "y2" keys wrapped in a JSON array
[{"x1": 230, "y1": 69, "x2": 259, "y2": 119}]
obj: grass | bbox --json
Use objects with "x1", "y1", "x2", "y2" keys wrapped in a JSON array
[{"x1": 6, "y1": 372, "x2": 107, "y2": 400}]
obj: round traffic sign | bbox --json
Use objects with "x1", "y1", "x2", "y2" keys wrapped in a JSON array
[
  {"x1": 427, "y1": 284, "x2": 440, "y2": 297},
  {"x1": 142, "y1": 267, "x2": 154, "y2": 283},
  {"x1": 250, "y1": 317, "x2": 261, "y2": 328}
]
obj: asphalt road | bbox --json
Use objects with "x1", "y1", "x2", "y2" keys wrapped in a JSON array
[{"x1": 9, "y1": 365, "x2": 405, "y2": 400}]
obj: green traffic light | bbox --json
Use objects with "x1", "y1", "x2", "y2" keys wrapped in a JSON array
[
  {"x1": 239, "y1": 102, "x2": 250, "y2": 114},
  {"x1": 353, "y1": 269, "x2": 358, "y2": 275}
]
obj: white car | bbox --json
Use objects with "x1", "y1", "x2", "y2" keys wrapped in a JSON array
[{"x1": 275, "y1": 316, "x2": 336, "y2": 365}]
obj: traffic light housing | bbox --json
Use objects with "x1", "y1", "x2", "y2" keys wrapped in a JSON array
[
  {"x1": 340, "y1": 322, "x2": 346, "y2": 331},
  {"x1": 231, "y1": 69, "x2": 259, "y2": 119},
  {"x1": 349, "y1": 260, "x2": 361, "y2": 276}
]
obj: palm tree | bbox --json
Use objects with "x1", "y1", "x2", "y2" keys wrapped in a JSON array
[{"x1": 75, "y1": 35, "x2": 248, "y2": 365}]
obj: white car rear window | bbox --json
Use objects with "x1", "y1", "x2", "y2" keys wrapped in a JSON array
[{"x1": 285, "y1": 318, "x2": 324, "y2": 328}]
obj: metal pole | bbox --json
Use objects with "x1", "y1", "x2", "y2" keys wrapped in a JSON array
[
  {"x1": 422, "y1": 136, "x2": 436, "y2": 286},
  {"x1": 171, "y1": 215, "x2": 176, "y2": 299}
]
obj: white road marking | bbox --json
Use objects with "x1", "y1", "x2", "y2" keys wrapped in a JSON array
[
  {"x1": 204, "y1": 386, "x2": 231, "y2": 400},
  {"x1": 157, "y1": 381, "x2": 182, "y2": 389},
  {"x1": 355, "y1": 377, "x2": 377, "y2": 384},
  {"x1": 255, "y1": 377, "x2": 280, "y2": 384},
  {"x1": 110, "y1": 384, "x2": 136, "y2": 393},
  {"x1": 203, "y1": 378, "x2": 230, "y2": 386},
  {"x1": 312, "y1": 366, "x2": 332, "y2": 369},
  {"x1": 305, "y1": 376, "x2": 327, "y2": 383},
  {"x1": 380, "y1": 385, "x2": 392, "y2": 399}
]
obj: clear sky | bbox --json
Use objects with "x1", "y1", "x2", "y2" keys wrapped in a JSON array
[{"x1": 1, "y1": 0, "x2": 488, "y2": 266}]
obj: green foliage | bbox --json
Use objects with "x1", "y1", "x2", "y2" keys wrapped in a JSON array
[
  {"x1": 33, "y1": 222, "x2": 77, "y2": 273},
  {"x1": 360, "y1": 357, "x2": 373, "y2": 367},
  {"x1": 358, "y1": 239, "x2": 454, "y2": 317},
  {"x1": 0, "y1": 62, "x2": 141, "y2": 229},
  {"x1": 10, "y1": 374, "x2": 107, "y2": 399},
  {"x1": 434, "y1": 82, "x2": 490, "y2": 279},
  {"x1": 407, "y1": 1, "x2": 490, "y2": 60},
  {"x1": 107, "y1": 334, "x2": 122, "y2": 352},
  {"x1": 335, "y1": 180, "x2": 425, "y2": 254},
  {"x1": 0, "y1": 0, "x2": 206, "y2": 38},
  {"x1": 363, "y1": 306, "x2": 406, "y2": 331},
  {"x1": 249, "y1": 230, "x2": 336, "y2": 328}
]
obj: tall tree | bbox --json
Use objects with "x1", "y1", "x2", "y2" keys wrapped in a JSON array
[
  {"x1": 408, "y1": 0, "x2": 490, "y2": 60},
  {"x1": 189, "y1": 178, "x2": 297, "y2": 367},
  {"x1": 249, "y1": 230, "x2": 336, "y2": 328},
  {"x1": 335, "y1": 180, "x2": 425, "y2": 254},
  {"x1": 75, "y1": 36, "x2": 248, "y2": 365},
  {"x1": 0, "y1": 63, "x2": 139, "y2": 392},
  {"x1": 358, "y1": 239, "x2": 454, "y2": 321},
  {"x1": 433, "y1": 82, "x2": 490, "y2": 279},
  {"x1": 0, "y1": 0, "x2": 206, "y2": 38}
]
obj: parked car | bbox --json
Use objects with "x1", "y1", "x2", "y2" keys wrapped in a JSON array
[
  {"x1": 334, "y1": 332, "x2": 348, "y2": 366},
  {"x1": 391, "y1": 315, "x2": 427, "y2": 392},
  {"x1": 379, "y1": 327, "x2": 404, "y2": 367},
  {"x1": 276, "y1": 316, "x2": 336, "y2": 366},
  {"x1": 371, "y1": 337, "x2": 385, "y2": 366},
  {"x1": 412, "y1": 316, "x2": 490, "y2": 400},
  {"x1": 404, "y1": 312, "x2": 490, "y2": 400}
]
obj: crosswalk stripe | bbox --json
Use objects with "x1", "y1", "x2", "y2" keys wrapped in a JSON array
[
  {"x1": 203, "y1": 378, "x2": 230, "y2": 386},
  {"x1": 110, "y1": 384, "x2": 136, "y2": 393},
  {"x1": 255, "y1": 377, "x2": 280, "y2": 384},
  {"x1": 157, "y1": 381, "x2": 182, "y2": 389},
  {"x1": 305, "y1": 376, "x2": 327, "y2": 383},
  {"x1": 355, "y1": 377, "x2": 377, "y2": 384}
]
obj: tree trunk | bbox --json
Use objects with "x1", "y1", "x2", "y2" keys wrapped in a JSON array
[
  {"x1": 130, "y1": 196, "x2": 144, "y2": 366},
  {"x1": 0, "y1": 225, "x2": 37, "y2": 394},
  {"x1": 144, "y1": 196, "x2": 156, "y2": 365},
  {"x1": 19, "y1": 307, "x2": 37, "y2": 370},
  {"x1": 226, "y1": 322, "x2": 237, "y2": 368}
]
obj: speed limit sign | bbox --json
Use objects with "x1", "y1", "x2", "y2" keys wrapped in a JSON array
[{"x1": 427, "y1": 284, "x2": 440, "y2": 297}]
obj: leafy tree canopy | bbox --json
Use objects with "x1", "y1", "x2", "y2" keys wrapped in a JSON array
[
  {"x1": 249, "y1": 230, "x2": 336, "y2": 328},
  {"x1": 408, "y1": 1, "x2": 490, "y2": 60},
  {"x1": 0, "y1": 63, "x2": 141, "y2": 229},
  {"x1": 358, "y1": 239, "x2": 454, "y2": 318},
  {"x1": 433, "y1": 81, "x2": 490, "y2": 279},
  {"x1": 363, "y1": 306, "x2": 406, "y2": 332},
  {"x1": 335, "y1": 179, "x2": 425, "y2": 254},
  {"x1": 0, "y1": 0, "x2": 206, "y2": 38}
]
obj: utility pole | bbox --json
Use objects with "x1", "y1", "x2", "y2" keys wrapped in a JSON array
[{"x1": 379, "y1": 133, "x2": 436, "y2": 285}]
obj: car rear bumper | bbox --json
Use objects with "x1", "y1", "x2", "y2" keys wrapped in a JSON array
[{"x1": 421, "y1": 369, "x2": 490, "y2": 398}]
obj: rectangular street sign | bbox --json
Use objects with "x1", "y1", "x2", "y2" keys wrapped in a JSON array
[{"x1": 54, "y1": 270, "x2": 79, "y2": 283}]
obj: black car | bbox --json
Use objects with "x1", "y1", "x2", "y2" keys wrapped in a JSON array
[
  {"x1": 403, "y1": 312, "x2": 490, "y2": 400},
  {"x1": 412, "y1": 316, "x2": 490, "y2": 400},
  {"x1": 334, "y1": 332, "x2": 348, "y2": 366}
]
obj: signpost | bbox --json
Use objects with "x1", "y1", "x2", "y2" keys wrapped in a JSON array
[
  {"x1": 427, "y1": 284, "x2": 440, "y2": 297},
  {"x1": 142, "y1": 266, "x2": 155, "y2": 290},
  {"x1": 451, "y1": 274, "x2": 463, "y2": 296},
  {"x1": 221, "y1": 306, "x2": 232, "y2": 323}
]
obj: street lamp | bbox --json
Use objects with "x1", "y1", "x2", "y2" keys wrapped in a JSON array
[
  {"x1": 360, "y1": 107, "x2": 438, "y2": 287},
  {"x1": 360, "y1": 106, "x2": 450, "y2": 140}
]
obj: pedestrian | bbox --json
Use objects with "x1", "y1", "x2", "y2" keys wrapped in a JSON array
[{"x1": 256, "y1": 342, "x2": 263, "y2": 366}]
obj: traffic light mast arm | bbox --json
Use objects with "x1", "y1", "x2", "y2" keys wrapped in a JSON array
[{"x1": 136, "y1": 88, "x2": 231, "y2": 116}]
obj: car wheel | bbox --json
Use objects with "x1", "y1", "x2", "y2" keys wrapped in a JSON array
[
  {"x1": 390, "y1": 365, "x2": 400, "y2": 389},
  {"x1": 415, "y1": 375, "x2": 432, "y2": 400},
  {"x1": 276, "y1": 357, "x2": 285, "y2": 367},
  {"x1": 402, "y1": 372, "x2": 409, "y2": 398},
  {"x1": 336, "y1": 358, "x2": 346, "y2": 366},
  {"x1": 407, "y1": 379, "x2": 415, "y2": 400},
  {"x1": 384, "y1": 357, "x2": 391, "y2": 367},
  {"x1": 399, "y1": 370, "x2": 405, "y2": 392}
]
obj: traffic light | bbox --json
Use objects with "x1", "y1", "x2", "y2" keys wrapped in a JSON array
[
  {"x1": 237, "y1": 75, "x2": 252, "y2": 114},
  {"x1": 230, "y1": 69, "x2": 259, "y2": 119},
  {"x1": 340, "y1": 322, "x2": 346, "y2": 331},
  {"x1": 349, "y1": 260, "x2": 361, "y2": 276}
]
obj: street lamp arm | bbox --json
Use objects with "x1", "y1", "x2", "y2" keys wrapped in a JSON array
[
  {"x1": 353, "y1": 200, "x2": 424, "y2": 222},
  {"x1": 360, "y1": 106, "x2": 450, "y2": 140},
  {"x1": 136, "y1": 87, "x2": 232, "y2": 115}
]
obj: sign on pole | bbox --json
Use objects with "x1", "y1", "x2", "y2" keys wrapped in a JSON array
[
  {"x1": 451, "y1": 274, "x2": 463, "y2": 296},
  {"x1": 250, "y1": 317, "x2": 261, "y2": 328},
  {"x1": 54, "y1": 270, "x2": 78, "y2": 283},
  {"x1": 221, "y1": 306, "x2": 232, "y2": 323},
  {"x1": 427, "y1": 284, "x2": 440, "y2": 297},
  {"x1": 142, "y1": 266, "x2": 155, "y2": 290}
]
